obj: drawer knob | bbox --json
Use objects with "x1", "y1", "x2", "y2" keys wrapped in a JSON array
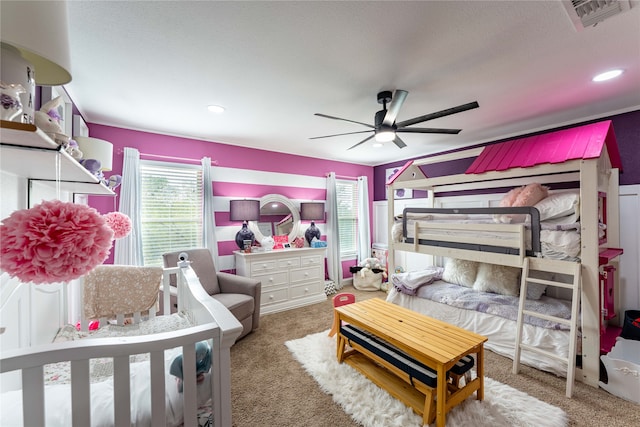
[
  {"x1": 269, "y1": 277, "x2": 274, "y2": 282},
  {"x1": 269, "y1": 294, "x2": 274, "y2": 300}
]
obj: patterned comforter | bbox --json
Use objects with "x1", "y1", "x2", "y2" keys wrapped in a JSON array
[{"x1": 413, "y1": 280, "x2": 573, "y2": 330}]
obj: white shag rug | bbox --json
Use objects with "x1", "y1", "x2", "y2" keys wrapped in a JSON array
[{"x1": 285, "y1": 330, "x2": 567, "y2": 427}]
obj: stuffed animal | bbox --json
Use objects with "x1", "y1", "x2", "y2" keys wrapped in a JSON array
[
  {"x1": 169, "y1": 341, "x2": 212, "y2": 392},
  {"x1": 35, "y1": 96, "x2": 68, "y2": 145},
  {"x1": 65, "y1": 138, "x2": 83, "y2": 160}
]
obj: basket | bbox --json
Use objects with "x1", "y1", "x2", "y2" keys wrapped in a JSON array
[{"x1": 353, "y1": 270, "x2": 382, "y2": 291}]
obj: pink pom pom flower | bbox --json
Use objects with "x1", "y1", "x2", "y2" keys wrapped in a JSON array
[
  {"x1": 0, "y1": 200, "x2": 114, "y2": 284},
  {"x1": 103, "y1": 211, "x2": 132, "y2": 239}
]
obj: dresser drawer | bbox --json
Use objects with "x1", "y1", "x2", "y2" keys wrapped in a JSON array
[
  {"x1": 290, "y1": 266, "x2": 321, "y2": 284},
  {"x1": 278, "y1": 257, "x2": 300, "y2": 269},
  {"x1": 251, "y1": 260, "x2": 277, "y2": 275},
  {"x1": 262, "y1": 287, "x2": 289, "y2": 305},
  {"x1": 254, "y1": 271, "x2": 288, "y2": 289},
  {"x1": 301, "y1": 255, "x2": 323, "y2": 267},
  {"x1": 290, "y1": 282, "x2": 323, "y2": 299}
]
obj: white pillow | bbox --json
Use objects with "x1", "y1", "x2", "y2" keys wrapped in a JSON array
[
  {"x1": 473, "y1": 263, "x2": 520, "y2": 296},
  {"x1": 442, "y1": 258, "x2": 479, "y2": 288},
  {"x1": 534, "y1": 191, "x2": 580, "y2": 222}
]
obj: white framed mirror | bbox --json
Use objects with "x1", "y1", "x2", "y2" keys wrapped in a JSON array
[{"x1": 249, "y1": 194, "x2": 300, "y2": 244}]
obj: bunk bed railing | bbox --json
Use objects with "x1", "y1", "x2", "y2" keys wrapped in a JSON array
[{"x1": 401, "y1": 206, "x2": 542, "y2": 256}]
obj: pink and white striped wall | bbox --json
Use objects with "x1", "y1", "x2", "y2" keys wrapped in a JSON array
[{"x1": 86, "y1": 124, "x2": 373, "y2": 280}]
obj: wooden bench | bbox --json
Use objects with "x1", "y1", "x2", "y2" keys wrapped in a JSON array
[
  {"x1": 335, "y1": 298, "x2": 487, "y2": 427},
  {"x1": 340, "y1": 324, "x2": 475, "y2": 423}
]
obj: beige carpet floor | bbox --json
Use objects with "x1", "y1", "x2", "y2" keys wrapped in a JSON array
[{"x1": 230, "y1": 285, "x2": 639, "y2": 426}]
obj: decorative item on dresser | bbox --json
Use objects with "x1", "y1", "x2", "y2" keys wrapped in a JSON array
[
  {"x1": 230, "y1": 199, "x2": 261, "y2": 249},
  {"x1": 235, "y1": 247, "x2": 327, "y2": 314},
  {"x1": 300, "y1": 201, "x2": 325, "y2": 245}
]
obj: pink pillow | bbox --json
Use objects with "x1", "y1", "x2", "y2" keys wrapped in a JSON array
[
  {"x1": 500, "y1": 186, "x2": 524, "y2": 207},
  {"x1": 512, "y1": 183, "x2": 549, "y2": 207}
]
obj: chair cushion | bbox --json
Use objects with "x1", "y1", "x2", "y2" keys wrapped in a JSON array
[{"x1": 212, "y1": 293, "x2": 255, "y2": 322}]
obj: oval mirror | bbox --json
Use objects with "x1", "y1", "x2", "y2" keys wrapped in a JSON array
[{"x1": 249, "y1": 194, "x2": 300, "y2": 244}]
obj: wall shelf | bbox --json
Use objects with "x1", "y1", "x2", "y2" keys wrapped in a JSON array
[{"x1": 0, "y1": 120, "x2": 114, "y2": 196}]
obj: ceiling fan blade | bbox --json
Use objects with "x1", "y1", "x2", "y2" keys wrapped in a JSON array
[
  {"x1": 314, "y1": 113, "x2": 375, "y2": 129},
  {"x1": 396, "y1": 127, "x2": 461, "y2": 134},
  {"x1": 393, "y1": 135, "x2": 407, "y2": 149},
  {"x1": 347, "y1": 135, "x2": 374, "y2": 150},
  {"x1": 383, "y1": 90, "x2": 408, "y2": 126},
  {"x1": 309, "y1": 130, "x2": 373, "y2": 140},
  {"x1": 396, "y1": 101, "x2": 479, "y2": 128}
]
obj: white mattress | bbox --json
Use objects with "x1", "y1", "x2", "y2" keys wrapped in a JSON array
[{"x1": 386, "y1": 288, "x2": 574, "y2": 377}]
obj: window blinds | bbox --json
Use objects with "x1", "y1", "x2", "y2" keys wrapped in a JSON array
[
  {"x1": 139, "y1": 161, "x2": 203, "y2": 266},
  {"x1": 336, "y1": 179, "x2": 358, "y2": 258}
]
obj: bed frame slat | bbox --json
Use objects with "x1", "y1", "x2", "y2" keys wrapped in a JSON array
[
  {"x1": 22, "y1": 366, "x2": 44, "y2": 427},
  {"x1": 150, "y1": 350, "x2": 166, "y2": 427},
  {"x1": 113, "y1": 355, "x2": 131, "y2": 426},
  {"x1": 70, "y1": 359, "x2": 91, "y2": 426}
]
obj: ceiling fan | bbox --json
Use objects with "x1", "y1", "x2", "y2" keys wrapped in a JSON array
[{"x1": 311, "y1": 90, "x2": 479, "y2": 150}]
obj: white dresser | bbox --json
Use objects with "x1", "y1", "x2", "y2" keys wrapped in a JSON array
[{"x1": 234, "y1": 247, "x2": 327, "y2": 315}]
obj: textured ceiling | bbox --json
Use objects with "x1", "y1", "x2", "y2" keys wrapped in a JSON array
[{"x1": 63, "y1": 1, "x2": 640, "y2": 166}]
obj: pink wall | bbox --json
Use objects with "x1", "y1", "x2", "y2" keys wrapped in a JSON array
[{"x1": 87, "y1": 124, "x2": 373, "y2": 280}]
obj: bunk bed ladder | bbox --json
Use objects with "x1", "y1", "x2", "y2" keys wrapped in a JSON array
[{"x1": 513, "y1": 258, "x2": 581, "y2": 397}]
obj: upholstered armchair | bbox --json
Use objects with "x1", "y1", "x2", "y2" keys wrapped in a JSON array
[{"x1": 162, "y1": 248, "x2": 261, "y2": 340}]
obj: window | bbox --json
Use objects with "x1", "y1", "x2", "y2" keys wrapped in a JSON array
[
  {"x1": 140, "y1": 161, "x2": 203, "y2": 266},
  {"x1": 336, "y1": 179, "x2": 358, "y2": 258}
]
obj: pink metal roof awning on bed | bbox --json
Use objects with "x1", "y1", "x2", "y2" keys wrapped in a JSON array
[{"x1": 465, "y1": 120, "x2": 622, "y2": 174}]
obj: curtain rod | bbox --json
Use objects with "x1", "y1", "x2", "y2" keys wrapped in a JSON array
[
  {"x1": 139, "y1": 152, "x2": 218, "y2": 165},
  {"x1": 327, "y1": 173, "x2": 358, "y2": 180}
]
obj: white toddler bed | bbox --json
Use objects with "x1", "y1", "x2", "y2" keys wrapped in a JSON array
[{"x1": 0, "y1": 262, "x2": 242, "y2": 427}]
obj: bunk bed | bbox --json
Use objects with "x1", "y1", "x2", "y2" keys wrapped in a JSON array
[
  {"x1": 0, "y1": 262, "x2": 242, "y2": 427},
  {"x1": 385, "y1": 120, "x2": 623, "y2": 393}
]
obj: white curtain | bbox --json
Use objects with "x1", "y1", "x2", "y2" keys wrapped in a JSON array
[
  {"x1": 201, "y1": 157, "x2": 218, "y2": 266},
  {"x1": 326, "y1": 172, "x2": 342, "y2": 288},
  {"x1": 115, "y1": 147, "x2": 143, "y2": 266},
  {"x1": 357, "y1": 176, "x2": 371, "y2": 263}
]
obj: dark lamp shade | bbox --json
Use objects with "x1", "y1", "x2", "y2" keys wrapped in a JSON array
[
  {"x1": 300, "y1": 202, "x2": 325, "y2": 221},
  {"x1": 229, "y1": 199, "x2": 260, "y2": 221}
]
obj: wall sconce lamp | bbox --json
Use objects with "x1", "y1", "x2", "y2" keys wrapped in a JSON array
[
  {"x1": 229, "y1": 199, "x2": 260, "y2": 249},
  {"x1": 300, "y1": 202, "x2": 325, "y2": 245}
]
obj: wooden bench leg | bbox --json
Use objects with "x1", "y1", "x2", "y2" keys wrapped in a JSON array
[
  {"x1": 336, "y1": 335, "x2": 347, "y2": 362},
  {"x1": 422, "y1": 388, "x2": 436, "y2": 426},
  {"x1": 328, "y1": 312, "x2": 340, "y2": 337}
]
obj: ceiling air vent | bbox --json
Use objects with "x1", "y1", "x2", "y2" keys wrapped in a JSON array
[{"x1": 562, "y1": 0, "x2": 632, "y2": 30}]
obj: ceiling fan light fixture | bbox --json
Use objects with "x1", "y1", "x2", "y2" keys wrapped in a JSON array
[
  {"x1": 207, "y1": 104, "x2": 225, "y2": 113},
  {"x1": 592, "y1": 69, "x2": 623, "y2": 82},
  {"x1": 375, "y1": 129, "x2": 395, "y2": 143}
]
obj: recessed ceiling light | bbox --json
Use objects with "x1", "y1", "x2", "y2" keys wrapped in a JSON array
[
  {"x1": 207, "y1": 105, "x2": 225, "y2": 113},
  {"x1": 592, "y1": 69, "x2": 623, "y2": 82}
]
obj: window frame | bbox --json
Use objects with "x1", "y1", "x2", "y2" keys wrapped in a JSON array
[
  {"x1": 139, "y1": 159, "x2": 203, "y2": 267},
  {"x1": 336, "y1": 179, "x2": 358, "y2": 260}
]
